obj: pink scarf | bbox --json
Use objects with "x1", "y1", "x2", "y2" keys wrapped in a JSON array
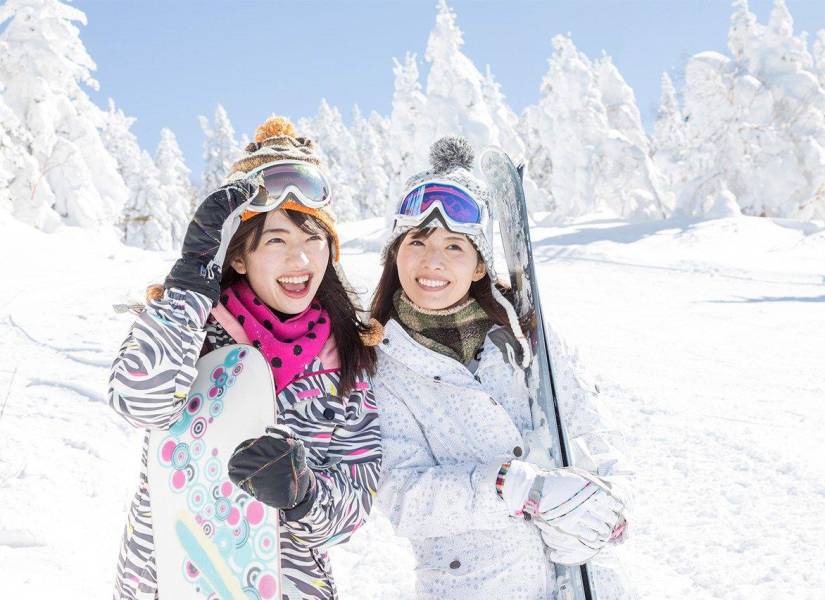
[{"x1": 222, "y1": 279, "x2": 331, "y2": 393}]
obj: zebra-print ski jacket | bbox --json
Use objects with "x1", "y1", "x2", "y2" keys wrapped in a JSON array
[{"x1": 108, "y1": 287, "x2": 381, "y2": 600}]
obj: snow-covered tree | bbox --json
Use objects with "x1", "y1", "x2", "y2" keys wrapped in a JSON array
[
  {"x1": 523, "y1": 34, "x2": 665, "y2": 219},
  {"x1": 0, "y1": 0, "x2": 127, "y2": 229},
  {"x1": 674, "y1": 0, "x2": 825, "y2": 219},
  {"x1": 595, "y1": 54, "x2": 669, "y2": 215},
  {"x1": 650, "y1": 73, "x2": 686, "y2": 209},
  {"x1": 299, "y1": 99, "x2": 362, "y2": 220},
  {"x1": 652, "y1": 74, "x2": 685, "y2": 151},
  {"x1": 422, "y1": 1, "x2": 533, "y2": 186},
  {"x1": 728, "y1": 0, "x2": 758, "y2": 64},
  {"x1": 386, "y1": 52, "x2": 429, "y2": 218},
  {"x1": 100, "y1": 100, "x2": 174, "y2": 250},
  {"x1": 424, "y1": 0, "x2": 493, "y2": 148},
  {"x1": 198, "y1": 104, "x2": 240, "y2": 202},
  {"x1": 155, "y1": 128, "x2": 194, "y2": 246},
  {"x1": 519, "y1": 94, "x2": 556, "y2": 214},
  {"x1": 0, "y1": 84, "x2": 59, "y2": 229},
  {"x1": 352, "y1": 106, "x2": 390, "y2": 217},
  {"x1": 813, "y1": 31, "x2": 825, "y2": 88},
  {"x1": 481, "y1": 65, "x2": 547, "y2": 210},
  {"x1": 368, "y1": 110, "x2": 394, "y2": 176},
  {"x1": 384, "y1": 1, "x2": 550, "y2": 212},
  {"x1": 597, "y1": 56, "x2": 650, "y2": 149}
]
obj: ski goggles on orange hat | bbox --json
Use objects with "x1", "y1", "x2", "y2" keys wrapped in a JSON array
[
  {"x1": 241, "y1": 160, "x2": 332, "y2": 221},
  {"x1": 394, "y1": 180, "x2": 489, "y2": 236}
]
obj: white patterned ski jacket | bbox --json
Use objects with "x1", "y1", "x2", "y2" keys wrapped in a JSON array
[
  {"x1": 374, "y1": 317, "x2": 632, "y2": 600},
  {"x1": 108, "y1": 288, "x2": 381, "y2": 600}
]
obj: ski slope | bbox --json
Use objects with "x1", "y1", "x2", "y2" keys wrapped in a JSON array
[{"x1": 1, "y1": 213, "x2": 822, "y2": 599}]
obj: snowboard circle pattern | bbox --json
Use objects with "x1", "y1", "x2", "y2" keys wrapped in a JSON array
[{"x1": 154, "y1": 346, "x2": 280, "y2": 599}]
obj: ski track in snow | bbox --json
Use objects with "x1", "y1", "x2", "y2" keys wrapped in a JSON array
[{"x1": 1, "y1": 214, "x2": 823, "y2": 599}]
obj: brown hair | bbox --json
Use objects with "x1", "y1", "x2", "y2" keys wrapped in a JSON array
[
  {"x1": 370, "y1": 228, "x2": 510, "y2": 327},
  {"x1": 220, "y1": 210, "x2": 376, "y2": 397}
]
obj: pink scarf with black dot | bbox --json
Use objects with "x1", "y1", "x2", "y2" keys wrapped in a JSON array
[{"x1": 221, "y1": 278, "x2": 331, "y2": 393}]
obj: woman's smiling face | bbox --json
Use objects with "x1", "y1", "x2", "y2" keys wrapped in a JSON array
[
  {"x1": 395, "y1": 227, "x2": 486, "y2": 310},
  {"x1": 231, "y1": 210, "x2": 330, "y2": 314}
]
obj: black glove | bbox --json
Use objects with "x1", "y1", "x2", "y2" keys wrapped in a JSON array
[
  {"x1": 228, "y1": 425, "x2": 318, "y2": 520},
  {"x1": 164, "y1": 179, "x2": 264, "y2": 305}
]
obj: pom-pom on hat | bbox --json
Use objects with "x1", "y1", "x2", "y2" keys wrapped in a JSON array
[
  {"x1": 430, "y1": 136, "x2": 475, "y2": 174},
  {"x1": 226, "y1": 116, "x2": 339, "y2": 261},
  {"x1": 228, "y1": 116, "x2": 320, "y2": 175}
]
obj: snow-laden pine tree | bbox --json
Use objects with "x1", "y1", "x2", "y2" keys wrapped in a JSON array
[
  {"x1": 480, "y1": 65, "x2": 547, "y2": 210},
  {"x1": 198, "y1": 104, "x2": 240, "y2": 202},
  {"x1": 424, "y1": 0, "x2": 522, "y2": 154},
  {"x1": 650, "y1": 73, "x2": 686, "y2": 210},
  {"x1": 352, "y1": 106, "x2": 390, "y2": 217},
  {"x1": 368, "y1": 110, "x2": 394, "y2": 186},
  {"x1": 595, "y1": 54, "x2": 669, "y2": 215},
  {"x1": 523, "y1": 34, "x2": 665, "y2": 219},
  {"x1": 155, "y1": 128, "x2": 195, "y2": 246},
  {"x1": 100, "y1": 100, "x2": 174, "y2": 250},
  {"x1": 519, "y1": 96, "x2": 556, "y2": 214},
  {"x1": 0, "y1": 0, "x2": 127, "y2": 229},
  {"x1": 597, "y1": 56, "x2": 650, "y2": 149},
  {"x1": 677, "y1": 0, "x2": 825, "y2": 219},
  {"x1": 386, "y1": 52, "x2": 429, "y2": 219},
  {"x1": 0, "y1": 83, "x2": 59, "y2": 229},
  {"x1": 420, "y1": 1, "x2": 545, "y2": 205},
  {"x1": 299, "y1": 100, "x2": 361, "y2": 221},
  {"x1": 813, "y1": 31, "x2": 825, "y2": 89}
]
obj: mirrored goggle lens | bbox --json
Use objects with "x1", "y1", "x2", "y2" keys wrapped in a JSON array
[
  {"x1": 250, "y1": 163, "x2": 331, "y2": 208},
  {"x1": 398, "y1": 183, "x2": 481, "y2": 224}
]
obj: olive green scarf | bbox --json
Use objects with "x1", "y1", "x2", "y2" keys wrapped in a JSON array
[{"x1": 392, "y1": 289, "x2": 492, "y2": 365}]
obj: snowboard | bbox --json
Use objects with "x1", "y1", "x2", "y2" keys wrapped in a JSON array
[
  {"x1": 147, "y1": 344, "x2": 282, "y2": 600},
  {"x1": 480, "y1": 148, "x2": 596, "y2": 600}
]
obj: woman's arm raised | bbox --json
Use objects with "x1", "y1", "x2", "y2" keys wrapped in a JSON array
[{"x1": 108, "y1": 288, "x2": 212, "y2": 430}]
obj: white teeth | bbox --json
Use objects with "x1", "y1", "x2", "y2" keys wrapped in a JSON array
[
  {"x1": 417, "y1": 278, "x2": 449, "y2": 289},
  {"x1": 278, "y1": 275, "x2": 310, "y2": 285}
]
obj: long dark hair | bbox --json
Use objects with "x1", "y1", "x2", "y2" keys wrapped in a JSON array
[
  {"x1": 221, "y1": 210, "x2": 376, "y2": 396},
  {"x1": 370, "y1": 227, "x2": 510, "y2": 326}
]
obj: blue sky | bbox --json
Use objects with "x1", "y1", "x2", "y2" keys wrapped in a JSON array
[{"x1": 74, "y1": 0, "x2": 825, "y2": 181}]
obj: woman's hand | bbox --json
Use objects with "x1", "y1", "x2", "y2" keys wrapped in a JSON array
[
  {"x1": 500, "y1": 461, "x2": 625, "y2": 558},
  {"x1": 164, "y1": 178, "x2": 264, "y2": 305},
  {"x1": 537, "y1": 515, "x2": 627, "y2": 565},
  {"x1": 227, "y1": 425, "x2": 318, "y2": 520}
]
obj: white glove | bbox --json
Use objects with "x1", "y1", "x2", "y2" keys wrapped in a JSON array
[
  {"x1": 500, "y1": 461, "x2": 624, "y2": 546},
  {"x1": 541, "y1": 526, "x2": 601, "y2": 565},
  {"x1": 540, "y1": 516, "x2": 627, "y2": 566}
]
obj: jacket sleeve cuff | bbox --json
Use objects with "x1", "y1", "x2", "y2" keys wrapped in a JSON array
[
  {"x1": 282, "y1": 471, "x2": 319, "y2": 522},
  {"x1": 159, "y1": 287, "x2": 213, "y2": 330},
  {"x1": 475, "y1": 461, "x2": 511, "y2": 515}
]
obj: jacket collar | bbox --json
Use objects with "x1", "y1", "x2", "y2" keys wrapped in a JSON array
[{"x1": 379, "y1": 318, "x2": 488, "y2": 384}]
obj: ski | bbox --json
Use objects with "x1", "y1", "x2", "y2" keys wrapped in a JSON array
[{"x1": 480, "y1": 148, "x2": 596, "y2": 600}]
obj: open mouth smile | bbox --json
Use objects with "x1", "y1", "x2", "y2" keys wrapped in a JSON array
[
  {"x1": 416, "y1": 277, "x2": 450, "y2": 291},
  {"x1": 277, "y1": 273, "x2": 312, "y2": 298}
]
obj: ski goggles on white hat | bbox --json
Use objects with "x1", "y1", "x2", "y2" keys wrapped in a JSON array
[
  {"x1": 243, "y1": 160, "x2": 332, "y2": 216},
  {"x1": 394, "y1": 181, "x2": 488, "y2": 235}
]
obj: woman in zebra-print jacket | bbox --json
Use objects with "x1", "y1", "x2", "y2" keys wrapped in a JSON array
[{"x1": 108, "y1": 117, "x2": 381, "y2": 600}]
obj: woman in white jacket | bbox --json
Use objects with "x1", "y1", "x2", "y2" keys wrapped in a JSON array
[{"x1": 369, "y1": 137, "x2": 631, "y2": 599}]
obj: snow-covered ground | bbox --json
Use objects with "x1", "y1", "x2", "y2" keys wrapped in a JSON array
[{"x1": 1, "y1": 213, "x2": 823, "y2": 599}]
